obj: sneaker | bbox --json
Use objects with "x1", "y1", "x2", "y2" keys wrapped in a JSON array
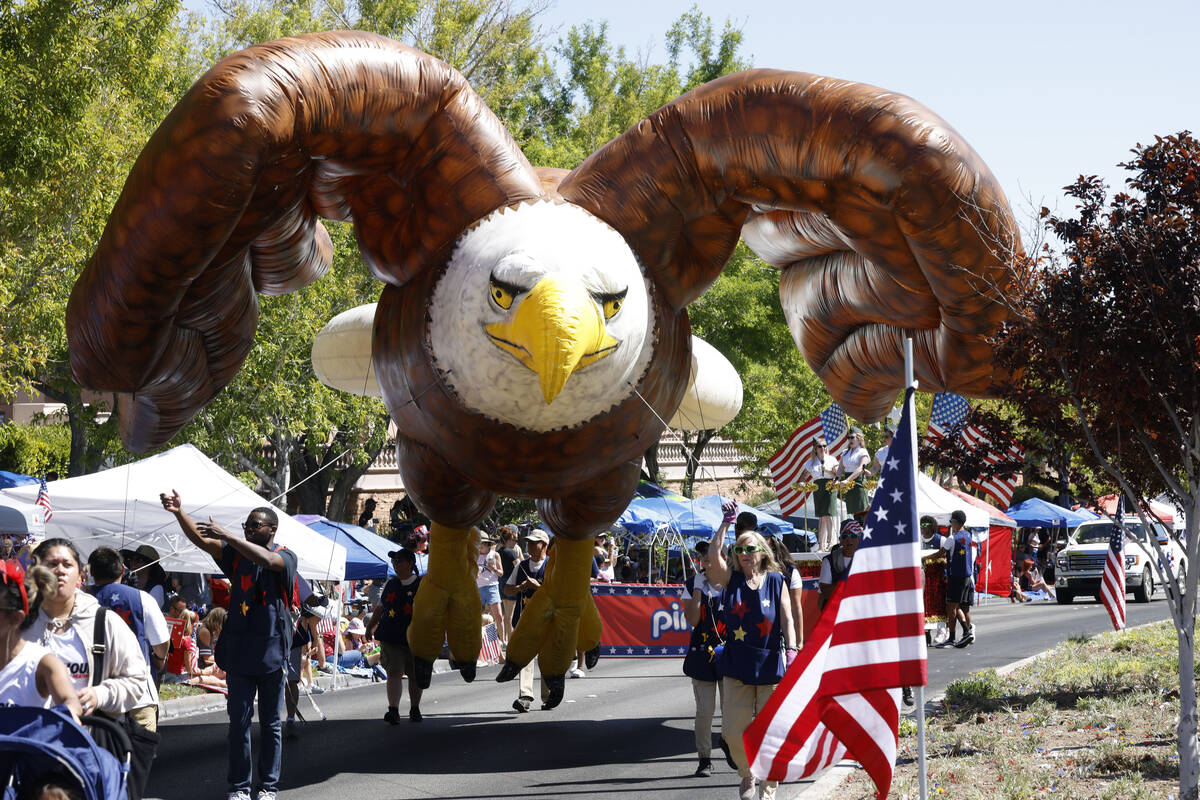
[
  {"x1": 227, "y1": 792, "x2": 252, "y2": 800},
  {"x1": 694, "y1": 757, "x2": 713, "y2": 777},
  {"x1": 568, "y1": 667, "x2": 586, "y2": 679},
  {"x1": 954, "y1": 631, "x2": 974, "y2": 648},
  {"x1": 739, "y1": 775, "x2": 756, "y2": 800},
  {"x1": 935, "y1": 637, "x2": 957, "y2": 649},
  {"x1": 902, "y1": 687, "x2": 914, "y2": 707},
  {"x1": 409, "y1": 707, "x2": 422, "y2": 723},
  {"x1": 284, "y1": 719, "x2": 298, "y2": 739},
  {"x1": 256, "y1": 793, "x2": 277, "y2": 800},
  {"x1": 758, "y1": 780, "x2": 778, "y2": 800},
  {"x1": 383, "y1": 709, "x2": 401, "y2": 725},
  {"x1": 512, "y1": 697, "x2": 531, "y2": 713},
  {"x1": 297, "y1": 685, "x2": 310, "y2": 696},
  {"x1": 309, "y1": 684, "x2": 325, "y2": 695}
]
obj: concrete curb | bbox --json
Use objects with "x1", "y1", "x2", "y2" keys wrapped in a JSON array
[{"x1": 160, "y1": 666, "x2": 401, "y2": 721}]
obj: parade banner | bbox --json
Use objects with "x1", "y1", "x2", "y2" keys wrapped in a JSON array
[{"x1": 593, "y1": 580, "x2": 821, "y2": 657}]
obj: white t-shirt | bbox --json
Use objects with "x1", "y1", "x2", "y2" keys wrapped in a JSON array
[
  {"x1": 140, "y1": 589, "x2": 170, "y2": 649},
  {"x1": 0, "y1": 641, "x2": 51, "y2": 709},
  {"x1": 477, "y1": 549, "x2": 502, "y2": 588},
  {"x1": 840, "y1": 447, "x2": 870, "y2": 477},
  {"x1": 803, "y1": 454, "x2": 838, "y2": 481},
  {"x1": 874, "y1": 445, "x2": 890, "y2": 470},
  {"x1": 45, "y1": 626, "x2": 91, "y2": 692},
  {"x1": 505, "y1": 557, "x2": 547, "y2": 586},
  {"x1": 787, "y1": 566, "x2": 804, "y2": 590}
]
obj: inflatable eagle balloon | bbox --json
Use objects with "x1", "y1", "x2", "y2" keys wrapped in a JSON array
[{"x1": 66, "y1": 31, "x2": 1020, "y2": 703}]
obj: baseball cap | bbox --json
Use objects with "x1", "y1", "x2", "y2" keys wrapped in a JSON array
[{"x1": 526, "y1": 529, "x2": 551, "y2": 544}]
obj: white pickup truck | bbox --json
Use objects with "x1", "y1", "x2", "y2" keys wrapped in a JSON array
[{"x1": 1054, "y1": 516, "x2": 1186, "y2": 604}]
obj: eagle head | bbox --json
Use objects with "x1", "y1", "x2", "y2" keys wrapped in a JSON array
[{"x1": 428, "y1": 200, "x2": 657, "y2": 432}]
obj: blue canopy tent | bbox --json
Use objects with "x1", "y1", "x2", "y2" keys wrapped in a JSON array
[
  {"x1": 1005, "y1": 498, "x2": 1097, "y2": 528},
  {"x1": 617, "y1": 495, "x2": 793, "y2": 543},
  {"x1": 0, "y1": 471, "x2": 36, "y2": 490},
  {"x1": 294, "y1": 515, "x2": 396, "y2": 580}
]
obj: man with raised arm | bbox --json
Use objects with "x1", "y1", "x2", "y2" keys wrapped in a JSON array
[{"x1": 160, "y1": 490, "x2": 298, "y2": 800}]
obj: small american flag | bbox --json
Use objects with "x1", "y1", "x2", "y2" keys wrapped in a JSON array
[
  {"x1": 35, "y1": 477, "x2": 52, "y2": 522},
  {"x1": 746, "y1": 388, "x2": 926, "y2": 797},
  {"x1": 1100, "y1": 519, "x2": 1127, "y2": 631},
  {"x1": 769, "y1": 404, "x2": 849, "y2": 517},
  {"x1": 924, "y1": 392, "x2": 970, "y2": 443},
  {"x1": 479, "y1": 622, "x2": 503, "y2": 664}
]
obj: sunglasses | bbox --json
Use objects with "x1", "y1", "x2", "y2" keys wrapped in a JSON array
[
  {"x1": 732, "y1": 545, "x2": 763, "y2": 555},
  {"x1": 242, "y1": 521, "x2": 271, "y2": 531},
  {"x1": 840, "y1": 532, "x2": 860, "y2": 540}
]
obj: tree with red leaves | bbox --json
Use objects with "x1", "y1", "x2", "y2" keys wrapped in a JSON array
[{"x1": 991, "y1": 132, "x2": 1200, "y2": 800}]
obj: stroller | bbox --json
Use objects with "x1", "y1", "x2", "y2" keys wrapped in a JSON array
[{"x1": 0, "y1": 706, "x2": 129, "y2": 800}]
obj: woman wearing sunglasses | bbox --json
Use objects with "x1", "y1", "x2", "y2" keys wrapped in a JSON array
[
  {"x1": 838, "y1": 428, "x2": 872, "y2": 523},
  {"x1": 707, "y1": 502, "x2": 797, "y2": 800}
]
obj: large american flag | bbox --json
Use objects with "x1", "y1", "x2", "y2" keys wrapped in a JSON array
[
  {"x1": 1100, "y1": 519, "x2": 1127, "y2": 631},
  {"x1": 35, "y1": 477, "x2": 52, "y2": 523},
  {"x1": 769, "y1": 405, "x2": 849, "y2": 517},
  {"x1": 925, "y1": 393, "x2": 1022, "y2": 508},
  {"x1": 746, "y1": 388, "x2": 926, "y2": 798}
]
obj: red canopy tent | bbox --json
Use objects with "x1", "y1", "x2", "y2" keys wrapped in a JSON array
[
  {"x1": 949, "y1": 488, "x2": 1015, "y2": 597},
  {"x1": 1092, "y1": 494, "x2": 1174, "y2": 524}
]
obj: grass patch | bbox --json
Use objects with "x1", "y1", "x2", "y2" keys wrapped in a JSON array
[
  {"x1": 158, "y1": 682, "x2": 205, "y2": 701},
  {"x1": 827, "y1": 620, "x2": 1193, "y2": 800}
]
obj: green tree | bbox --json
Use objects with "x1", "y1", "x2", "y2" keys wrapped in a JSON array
[
  {"x1": 0, "y1": 0, "x2": 197, "y2": 475},
  {"x1": 991, "y1": 132, "x2": 1200, "y2": 800}
]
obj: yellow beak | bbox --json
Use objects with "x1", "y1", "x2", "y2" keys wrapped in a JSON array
[{"x1": 485, "y1": 274, "x2": 618, "y2": 404}]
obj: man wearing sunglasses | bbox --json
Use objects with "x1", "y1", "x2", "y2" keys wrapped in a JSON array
[
  {"x1": 161, "y1": 490, "x2": 298, "y2": 800},
  {"x1": 817, "y1": 519, "x2": 862, "y2": 610}
]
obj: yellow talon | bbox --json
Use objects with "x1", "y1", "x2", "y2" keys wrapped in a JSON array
[
  {"x1": 408, "y1": 523, "x2": 482, "y2": 665},
  {"x1": 505, "y1": 536, "x2": 602, "y2": 676}
]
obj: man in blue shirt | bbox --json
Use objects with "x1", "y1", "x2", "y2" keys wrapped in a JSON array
[
  {"x1": 162, "y1": 490, "x2": 298, "y2": 800},
  {"x1": 938, "y1": 509, "x2": 976, "y2": 649}
]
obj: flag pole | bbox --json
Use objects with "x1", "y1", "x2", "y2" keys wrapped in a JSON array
[{"x1": 904, "y1": 336, "x2": 929, "y2": 800}]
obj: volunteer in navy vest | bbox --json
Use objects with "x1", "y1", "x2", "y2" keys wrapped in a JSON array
[
  {"x1": 87, "y1": 546, "x2": 170, "y2": 730},
  {"x1": 818, "y1": 519, "x2": 862, "y2": 611},
  {"x1": 503, "y1": 528, "x2": 549, "y2": 713},
  {"x1": 838, "y1": 427, "x2": 872, "y2": 522},
  {"x1": 706, "y1": 502, "x2": 797, "y2": 800},
  {"x1": 365, "y1": 547, "x2": 423, "y2": 724},
  {"x1": 681, "y1": 540, "x2": 724, "y2": 779},
  {"x1": 0, "y1": 558, "x2": 82, "y2": 717},
  {"x1": 161, "y1": 490, "x2": 298, "y2": 800},
  {"x1": 938, "y1": 509, "x2": 976, "y2": 649}
]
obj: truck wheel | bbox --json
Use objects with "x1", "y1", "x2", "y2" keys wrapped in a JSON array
[
  {"x1": 1056, "y1": 591, "x2": 1073, "y2": 604},
  {"x1": 1133, "y1": 568, "x2": 1154, "y2": 603}
]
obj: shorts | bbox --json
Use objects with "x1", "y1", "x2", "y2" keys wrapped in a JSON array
[
  {"x1": 946, "y1": 576, "x2": 974, "y2": 605},
  {"x1": 287, "y1": 644, "x2": 304, "y2": 682},
  {"x1": 379, "y1": 640, "x2": 416, "y2": 677},
  {"x1": 478, "y1": 582, "x2": 501, "y2": 606}
]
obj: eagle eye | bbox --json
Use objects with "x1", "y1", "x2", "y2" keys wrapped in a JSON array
[
  {"x1": 489, "y1": 279, "x2": 518, "y2": 310},
  {"x1": 597, "y1": 289, "x2": 627, "y2": 320}
]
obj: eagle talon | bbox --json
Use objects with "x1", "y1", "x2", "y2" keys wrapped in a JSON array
[
  {"x1": 450, "y1": 659, "x2": 477, "y2": 683},
  {"x1": 496, "y1": 659, "x2": 524, "y2": 683},
  {"x1": 412, "y1": 656, "x2": 434, "y2": 690},
  {"x1": 541, "y1": 675, "x2": 566, "y2": 710}
]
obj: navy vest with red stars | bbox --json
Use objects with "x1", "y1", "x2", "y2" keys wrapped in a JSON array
[
  {"x1": 215, "y1": 542, "x2": 298, "y2": 675},
  {"x1": 373, "y1": 576, "x2": 421, "y2": 645},
  {"x1": 715, "y1": 571, "x2": 785, "y2": 686}
]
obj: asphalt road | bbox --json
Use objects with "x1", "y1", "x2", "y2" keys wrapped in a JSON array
[{"x1": 146, "y1": 594, "x2": 1172, "y2": 800}]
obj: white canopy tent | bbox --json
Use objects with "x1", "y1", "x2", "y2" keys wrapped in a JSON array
[
  {"x1": 3, "y1": 445, "x2": 345, "y2": 580},
  {"x1": 915, "y1": 472, "x2": 990, "y2": 529},
  {"x1": 0, "y1": 494, "x2": 45, "y2": 540}
]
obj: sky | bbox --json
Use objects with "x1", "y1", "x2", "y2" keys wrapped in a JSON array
[
  {"x1": 534, "y1": 0, "x2": 1198, "y2": 238},
  {"x1": 177, "y1": 0, "x2": 1199, "y2": 241}
]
